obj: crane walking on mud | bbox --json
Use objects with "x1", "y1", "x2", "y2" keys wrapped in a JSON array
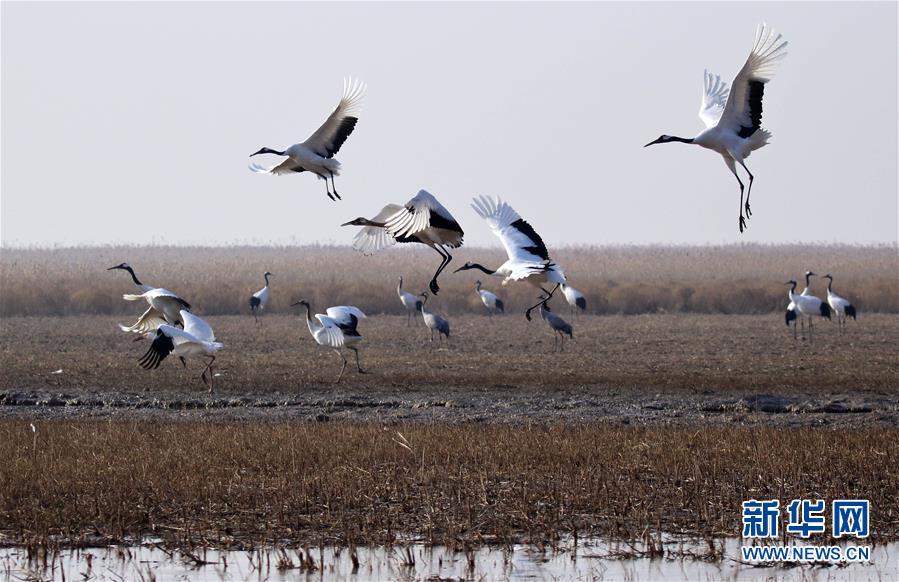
[{"x1": 293, "y1": 300, "x2": 367, "y2": 383}]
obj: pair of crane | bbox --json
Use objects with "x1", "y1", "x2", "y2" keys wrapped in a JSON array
[
  {"x1": 785, "y1": 272, "x2": 857, "y2": 342},
  {"x1": 250, "y1": 25, "x2": 788, "y2": 236}
]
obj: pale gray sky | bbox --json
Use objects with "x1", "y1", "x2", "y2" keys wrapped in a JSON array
[{"x1": 2, "y1": 1, "x2": 896, "y2": 247}]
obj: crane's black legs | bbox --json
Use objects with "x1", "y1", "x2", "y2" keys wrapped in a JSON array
[
  {"x1": 319, "y1": 172, "x2": 339, "y2": 201},
  {"x1": 328, "y1": 170, "x2": 341, "y2": 200},
  {"x1": 737, "y1": 160, "x2": 755, "y2": 218},
  {"x1": 729, "y1": 169, "x2": 747, "y2": 233},
  {"x1": 351, "y1": 347, "x2": 367, "y2": 374},
  {"x1": 525, "y1": 283, "x2": 561, "y2": 321},
  {"x1": 429, "y1": 246, "x2": 452, "y2": 295},
  {"x1": 200, "y1": 355, "x2": 216, "y2": 393},
  {"x1": 333, "y1": 349, "x2": 348, "y2": 384}
]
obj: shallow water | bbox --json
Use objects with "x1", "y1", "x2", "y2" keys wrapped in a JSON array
[{"x1": 1, "y1": 537, "x2": 895, "y2": 581}]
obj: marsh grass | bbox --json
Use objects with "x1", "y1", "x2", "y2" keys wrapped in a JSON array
[
  {"x1": 1, "y1": 244, "x2": 896, "y2": 317},
  {"x1": 1, "y1": 421, "x2": 897, "y2": 549}
]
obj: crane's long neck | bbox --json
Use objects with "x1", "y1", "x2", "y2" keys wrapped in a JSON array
[
  {"x1": 826, "y1": 278, "x2": 833, "y2": 293},
  {"x1": 475, "y1": 281, "x2": 482, "y2": 292},
  {"x1": 397, "y1": 277, "x2": 403, "y2": 297},
  {"x1": 302, "y1": 304, "x2": 318, "y2": 334},
  {"x1": 805, "y1": 273, "x2": 813, "y2": 288},
  {"x1": 125, "y1": 266, "x2": 143, "y2": 287},
  {"x1": 787, "y1": 281, "x2": 797, "y2": 299},
  {"x1": 263, "y1": 273, "x2": 270, "y2": 287},
  {"x1": 467, "y1": 263, "x2": 497, "y2": 276}
]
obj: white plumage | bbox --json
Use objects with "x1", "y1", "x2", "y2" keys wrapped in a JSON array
[
  {"x1": 456, "y1": 195, "x2": 566, "y2": 320},
  {"x1": 294, "y1": 300, "x2": 366, "y2": 383},
  {"x1": 342, "y1": 190, "x2": 465, "y2": 294},
  {"x1": 475, "y1": 280, "x2": 504, "y2": 317},
  {"x1": 249, "y1": 271, "x2": 272, "y2": 323},
  {"x1": 824, "y1": 274, "x2": 857, "y2": 334},
  {"x1": 138, "y1": 310, "x2": 224, "y2": 392},
  {"x1": 397, "y1": 276, "x2": 423, "y2": 326},
  {"x1": 645, "y1": 24, "x2": 788, "y2": 232},
  {"x1": 785, "y1": 276, "x2": 831, "y2": 342},
  {"x1": 109, "y1": 263, "x2": 192, "y2": 333},
  {"x1": 249, "y1": 78, "x2": 365, "y2": 201},
  {"x1": 560, "y1": 284, "x2": 586, "y2": 316}
]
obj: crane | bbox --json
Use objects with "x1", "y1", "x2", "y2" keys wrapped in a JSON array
[
  {"x1": 823, "y1": 274, "x2": 857, "y2": 334},
  {"x1": 397, "y1": 276, "x2": 423, "y2": 326},
  {"x1": 475, "y1": 280, "x2": 504, "y2": 317},
  {"x1": 418, "y1": 292, "x2": 450, "y2": 342},
  {"x1": 249, "y1": 271, "x2": 273, "y2": 324},
  {"x1": 249, "y1": 78, "x2": 365, "y2": 201},
  {"x1": 644, "y1": 24, "x2": 788, "y2": 232},
  {"x1": 342, "y1": 189, "x2": 464, "y2": 294},
  {"x1": 293, "y1": 300, "x2": 367, "y2": 383},
  {"x1": 561, "y1": 283, "x2": 586, "y2": 317},
  {"x1": 456, "y1": 195, "x2": 566, "y2": 321},
  {"x1": 539, "y1": 296, "x2": 573, "y2": 351},
  {"x1": 109, "y1": 263, "x2": 192, "y2": 334},
  {"x1": 137, "y1": 310, "x2": 224, "y2": 393},
  {"x1": 785, "y1": 279, "x2": 831, "y2": 342}
]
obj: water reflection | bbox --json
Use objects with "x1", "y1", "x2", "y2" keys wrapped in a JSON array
[{"x1": 1, "y1": 537, "x2": 893, "y2": 581}]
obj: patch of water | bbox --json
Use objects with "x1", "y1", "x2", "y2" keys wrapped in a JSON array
[{"x1": 1, "y1": 537, "x2": 894, "y2": 581}]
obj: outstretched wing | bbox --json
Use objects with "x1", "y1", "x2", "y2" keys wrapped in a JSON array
[
  {"x1": 698, "y1": 69, "x2": 730, "y2": 129},
  {"x1": 383, "y1": 190, "x2": 463, "y2": 242},
  {"x1": 717, "y1": 23, "x2": 788, "y2": 137},
  {"x1": 181, "y1": 310, "x2": 216, "y2": 343},
  {"x1": 302, "y1": 78, "x2": 366, "y2": 158},
  {"x1": 350, "y1": 204, "x2": 405, "y2": 255},
  {"x1": 314, "y1": 314, "x2": 347, "y2": 346},
  {"x1": 138, "y1": 326, "x2": 178, "y2": 369},
  {"x1": 119, "y1": 306, "x2": 167, "y2": 334},
  {"x1": 249, "y1": 159, "x2": 307, "y2": 175},
  {"x1": 470, "y1": 195, "x2": 550, "y2": 264}
]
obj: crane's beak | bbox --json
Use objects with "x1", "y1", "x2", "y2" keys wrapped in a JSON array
[
  {"x1": 249, "y1": 148, "x2": 267, "y2": 157},
  {"x1": 644, "y1": 138, "x2": 662, "y2": 148},
  {"x1": 340, "y1": 220, "x2": 354, "y2": 227},
  {"x1": 290, "y1": 301, "x2": 302, "y2": 307},
  {"x1": 453, "y1": 266, "x2": 467, "y2": 273}
]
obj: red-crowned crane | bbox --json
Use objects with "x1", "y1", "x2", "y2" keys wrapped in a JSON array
[
  {"x1": 455, "y1": 195, "x2": 566, "y2": 321},
  {"x1": 342, "y1": 189, "x2": 464, "y2": 295},
  {"x1": 823, "y1": 274, "x2": 857, "y2": 334},
  {"x1": 249, "y1": 271, "x2": 272, "y2": 324},
  {"x1": 293, "y1": 300, "x2": 367, "y2": 383},
  {"x1": 645, "y1": 24, "x2": 788, "y2": 232},
  {"x1": 137, "y1": 310, "x2": 224, "y2": 393},
  {"x1": 250, "y1": 78, "x2": 365, "y2": 201}
]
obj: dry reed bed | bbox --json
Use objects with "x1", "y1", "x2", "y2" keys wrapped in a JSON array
[
  {"x1": 1, "y1": 244, "x2": 896, "y2": 317},
  {"x1": 1, "y1": 421, "x2": 897, "y2": 549}
]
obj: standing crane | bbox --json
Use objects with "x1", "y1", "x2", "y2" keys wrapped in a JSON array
[
  {"x1": 342, "y1": 190, "x2": 464, "y2": 294},
  {"x1": 249, "y1": 271, "x2": 273, "y2": 324},
  {"x1": 823, "y1": 274, "x2": 857, "y2": 334},
  {"x1": 418, "y1": 292, "x2": 450, "y2": 342},
  {"x1": 249, "y1": 78, "x2": 365, "y2": 201},
  {"x1": 475, "y1": 280, "x2": 504, "y2": 317},
  {"x1": 644, "y1": 24, "x2": 788, "y2": 232},
  {"x1": 109, "y1": 263, "x2": 192, "y2": 333},
  {"x1": 785, "y1": 279, "x2": 831, "y2": 342},
  {"x1": 293, "y1": 300, "x2": 367, "y2": 383},
  {"x1": 397, "y1": 276, "x2": 422, "y2": 326},
  {"x1": 561, "y1": 284, "x2": 586, "y2": 317},
  {"x1": 539, "y1": 296, "x2": 573, "y2": 352},
  {"x1": 455, "y1": 195, "x2": 566, "y2": 321},
  {"x1": 137, "y1": 310, "x2": 224, "y2": 393}
]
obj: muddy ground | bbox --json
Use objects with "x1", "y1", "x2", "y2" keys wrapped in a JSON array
[{"x1": 1, "y1": 313, "x2": 896, "y2": 427}]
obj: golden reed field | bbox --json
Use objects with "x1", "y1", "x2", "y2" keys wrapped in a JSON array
[{"x1": 1, "y1": 244, "x2": 897, "y2": 317}]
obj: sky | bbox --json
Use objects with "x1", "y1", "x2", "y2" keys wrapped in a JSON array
[{"x1": 1, "y1": 1, "x2": 896, "y2": 248}]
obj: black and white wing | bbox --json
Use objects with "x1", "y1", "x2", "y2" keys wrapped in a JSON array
[
  {"x1": 471, "y1": 195, "x2": 550, "y2": 264},
  {"x1": 138, "y1": 325, "x2": 180, "y2": 369},
  {"x1": 325, "y1": 306, "x2": 366, "y2": 328},
  {"x1": 302, "y1": 78, "x2": 366, "y2": 158},
  {"x1": 350, "y1": 204, "x2": 405, "y2": 255},
  {"x1": 717, "y1": 24, "x2": 788, "y2": 138},
  {"x1": 383, "y1": 190, "x2": 463, "y2": 244},
  {"x1": 698, "y1": 69, "x2": 730, "y2": 129}
]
